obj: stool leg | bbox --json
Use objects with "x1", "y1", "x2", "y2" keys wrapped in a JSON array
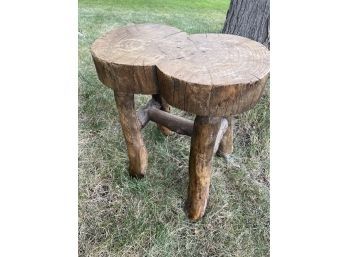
[
  {"x1": 217, "y1": 116, "x2": 234, "y2": 157},
  {"x1": 152, "y1": 94, "x2": 173, "y2": 136},
  {"x1": 114, "y1": 91, "x2": 148, "y2": 178},
  {"x1": 186, "y1": 116, "x2": 221, "y2": 220}
]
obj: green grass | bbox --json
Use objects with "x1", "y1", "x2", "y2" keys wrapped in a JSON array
[{"x1": 78, "y1": 0, "x2": 270, "y2": 256}]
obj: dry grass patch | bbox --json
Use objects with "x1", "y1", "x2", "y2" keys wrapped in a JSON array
[{"x1": 79, "y1": 0, "x2": 269, "y2": 256}]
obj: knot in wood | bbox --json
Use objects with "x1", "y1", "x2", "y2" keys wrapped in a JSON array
[{"x1": 91, "y1": 24, "x2": 269, "y2": 116}]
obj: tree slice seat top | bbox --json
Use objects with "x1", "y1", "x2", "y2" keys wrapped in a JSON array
[{"x1": 91, "y1": 23, "x2": 270, "y2": 116}]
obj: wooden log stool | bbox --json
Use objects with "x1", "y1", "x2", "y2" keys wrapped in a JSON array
[{"x1": 91, "y1": 24, "x2": 270, "y2": 221}]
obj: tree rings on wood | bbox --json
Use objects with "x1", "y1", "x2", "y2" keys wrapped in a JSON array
[{"x1": 91, "y1": 24, "x2": 270, "y2": 115}]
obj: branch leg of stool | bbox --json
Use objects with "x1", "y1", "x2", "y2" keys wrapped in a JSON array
[
  {"x1": 152, "y1": 94, "x2": 174, "y2": 136},
  {"x1": 217, "y1": 116, "x2": 234, "y2": 157},
  {"x1": 186, "y1": 116, "x2": 221, "y2": 221},
  {"x1": 114, "y1": 91, "x2": 148, "y2": 178}
]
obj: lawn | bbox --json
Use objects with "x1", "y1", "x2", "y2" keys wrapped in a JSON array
[{"x1": 78, "y1": 0, "x2": 270, "y2": 256}]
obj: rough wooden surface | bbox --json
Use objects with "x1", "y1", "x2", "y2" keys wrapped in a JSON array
[
  {"x1": 91, "y1": 24, "x2": 270, "y2": 220},
  {"x1": 114, "y1": 92, "x2": 148, "y2": 177},
  {"x1": 91, "y1": 24, "x2": 185, "y2": 94},
  {"x1": 157, "y1": 33, "x2": 269, "y2": 116},
  {"x1": 152, "y1": 94, "x2": 173, "y2": 136},
  {"x1": 137, "y1": 98, "x2": 229, "y2": 141},
  {"x1": 186, "y1": 116, "x2": 221, "y2": 221},
  {"x1": 137, "y1": 98, "x2": 161, "y2": 128},
  {"x1": 91, "y1": 24, "x2": 270, "y2": 116},
  {"x1": 222, "y1": 0, "x2": 270, "y2": 48},
  {"x1": 213, "y1": 118, "x2": 229, "y2": 154},
  {"x1": 217, "y1": 116, "x2": 234, "y2": 157},
  {"x1": 147, "y1": 107, "x2": 193, "y2": 136}
]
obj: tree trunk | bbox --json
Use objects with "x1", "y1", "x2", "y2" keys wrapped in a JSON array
[{"x1": 222, "y1": 0, "x2": 270, "y2": 48}]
